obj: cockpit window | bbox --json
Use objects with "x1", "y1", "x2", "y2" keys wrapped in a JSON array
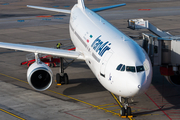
[
  {"x1": 143, "y1": 63, "x2": 149, "y2": 71},
  {"x1": 126, "y1": 66, "x2": 136, "y2": 72},
  {"x1": 117, "y1": 64, "x2": 145, "y2": 73},
  {"x1": 136, "y1": 66, "x2": 145, "y2": 72},
  {"x1": 116, "y1": 64, "x2": 125, "y2": 71},
  {"x1": 121, "y1": 65, "x2": 125, "y2": 71},
  {"x1": 116, "y1": 64, "x2": 123, "y2": 70}
]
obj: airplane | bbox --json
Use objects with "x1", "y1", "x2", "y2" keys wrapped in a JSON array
[{"x1": 0, "y1": 0, "x2": 152, "y2": 116}]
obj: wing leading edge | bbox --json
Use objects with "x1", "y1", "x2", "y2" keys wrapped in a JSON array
[
  {"x1": 27, "y1": 5, "x2": 71, "y2": 14},
  {"x1": 0, "y1": 42, "x2": 84, "y2": 60}
]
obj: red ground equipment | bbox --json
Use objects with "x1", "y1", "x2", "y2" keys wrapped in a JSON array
[
  {"x1": 21, "y1": 54, "x2": 60, "y2": 67},
  {"x1": 21, "y1": 47, "x2": 75, "y2": 67}
]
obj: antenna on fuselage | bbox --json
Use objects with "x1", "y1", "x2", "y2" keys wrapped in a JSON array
[{"x1": 78, "y1": 0, "x2": 85, "y2": 10}]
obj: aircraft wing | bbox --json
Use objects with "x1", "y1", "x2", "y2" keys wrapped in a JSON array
[
  {"x1": 0, "y1": 42, "x2": 84, "y2": 60},
  {"x1": 27, "y1": 3, "x2": 126, "y2": 14},
  {"x1": 27, "y1": 5, "x2": 71, "y2": 14},
  {"x1": 91, "y1": 3, "x2": 126, "y2": 12}
]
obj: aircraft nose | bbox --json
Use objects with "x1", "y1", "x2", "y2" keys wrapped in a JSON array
[{"x1": 126, "y1": 73, "x2": 146, "y2": 97}]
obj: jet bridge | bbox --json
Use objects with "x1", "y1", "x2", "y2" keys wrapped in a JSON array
[
  {"x1": 128, "y1": 19, "x2": 172, "y2": 37},
  {"x1": 128, "y1": 19, "x2": 180, "y2": 86}
]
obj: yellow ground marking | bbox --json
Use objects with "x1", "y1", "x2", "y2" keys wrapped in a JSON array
[
  {"x1": 0, "y1": 108, "x2": 25, "y2": 120},
  {"x1": 111, "y1": 108, "x2": 121, "y2": 112},
  {"x1": 121, "y1": 116, "x2": 126, "y2": 118},
  {"x1": 101, "y1": 105, "x2": 119, "y2": 109},
  {"x1": 0, "y1": 73, "x2": 28, "y2": 84},
  {"x1": 97, "y1": 103, "x2": 115, "y2": 107},
  {"x1": 132, "y1": 110, "x2": 136, "y2": 112},
  {"x1": 110, "y1": 92, "x2": 123, "y2": 108},
  {"x1": 57, "y1": 83, "x2": 61, "y2": 86},
  {"x1": 46, "y1": 90, "x2": 121, "y2": 116},
  {"x1": 0, "y1": 73, "x2": 120, "y2": 116},
  {"x1": 128, "y1": 116, "x2": 134, "y2": 120},
  {"x1": 0, "y1": 72, "x2": 143, "y2": 119}
]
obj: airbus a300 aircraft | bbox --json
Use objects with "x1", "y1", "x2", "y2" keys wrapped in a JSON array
[{"x1": 0, "y1": 0, "x2": 152, "y2": 116}]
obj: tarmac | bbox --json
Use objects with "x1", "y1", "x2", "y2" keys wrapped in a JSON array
[{"x1": 0, "y1": 0, "x2": 180, "y2": 120}]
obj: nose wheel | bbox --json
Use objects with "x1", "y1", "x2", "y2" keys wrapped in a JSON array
[
  {"x1": 119, "y1": 97, "x2": 132, "y2": 116},
  {"x1": 120, "y1": 107, "x2": 125, "y2": 116},
  {"x1": 110, "y1": 93, "x2": 133, "y2": 118}
]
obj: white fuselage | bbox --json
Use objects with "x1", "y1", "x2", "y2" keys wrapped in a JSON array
[{"x1": 69, "y1": 4, "x2": 152, "y2": 98}]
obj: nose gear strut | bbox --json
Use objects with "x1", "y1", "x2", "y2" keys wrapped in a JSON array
[{"x1": 110, "y1": 92, "x2": 133, "y2": 118}]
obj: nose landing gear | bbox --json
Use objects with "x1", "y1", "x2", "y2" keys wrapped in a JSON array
[
  {"x1": 120, "y1": 97, "x2": 132, "y2": 116},
  {"x1": 110, "y1": 93, "x2": 133, "y2": 118}
]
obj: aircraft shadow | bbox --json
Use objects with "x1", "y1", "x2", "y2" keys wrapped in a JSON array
[{"x1": 62, "y1": 78, "x2": 106, "y2": 95}]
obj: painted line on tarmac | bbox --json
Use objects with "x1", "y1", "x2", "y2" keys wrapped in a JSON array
[
  {"x1": 0, "y1": 73, "x2": 28, "y2": 84},
  {"x1": 145, "y1": 93, "x2": 172, "y2": 120},
  {"x1": 64, "y1": 112, "x2": 84, "y2": 120},
  {"x1": 0, "y1": 108, "x2": 25, "y2": 120},
  {"x1": 0, "y1": 73, "x2": 121, "y2": 117},
  {"x1": 47, "y1": 90, "x2": 121, "y2": 116},
  {"x1": 111, "y1": 108, "x2": 121, "y2": 112},
  {"x1": 98, "y1": 103, "x2": 115, "y2": 106},
  {"x1": 110, "y1": 92, "x2": 123, "y2": 108},
  {"x1": 4, "y1": 73, "x2": 169, "y2": 119},
  {"x1": 101, "y1": 105, "x2": 119, "y2": 109}
]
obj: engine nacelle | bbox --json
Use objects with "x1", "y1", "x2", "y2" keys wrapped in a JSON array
[
  {"x1": 165, "y1": 75, "x2": 180, "y2": 86},
  {"x1": 27, "y1": 62, "x2": 53, "y2": 91}
]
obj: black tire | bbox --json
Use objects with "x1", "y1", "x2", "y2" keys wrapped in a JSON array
[
  {"x1": 56, "y1": 73, "x2": 61, "y2": 84},
  {"x1": 120, "y1": 107, "x2": 125, "y2": 116},
  {"x1": 64, "y1": 73, "x2": 69, "y2": 84},
  {"x1": 127, "y1": 107, "x2": 131, "y2": 115}
]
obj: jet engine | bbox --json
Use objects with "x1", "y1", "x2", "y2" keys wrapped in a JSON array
[{"x1": 27, "y1": 62, "x2": 53, "y2": 91}]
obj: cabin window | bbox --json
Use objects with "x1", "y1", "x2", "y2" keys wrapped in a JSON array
[
  {"x1": 126, "y1": 66, "x2": 136, "y2": 72},
  {"x1": 136, "y1": 66, "x2": 145, "y2": 72}
]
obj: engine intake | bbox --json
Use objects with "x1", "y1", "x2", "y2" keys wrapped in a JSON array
[{"x1": 27, "y1": 62, "x2": 53, "y2": 91}]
